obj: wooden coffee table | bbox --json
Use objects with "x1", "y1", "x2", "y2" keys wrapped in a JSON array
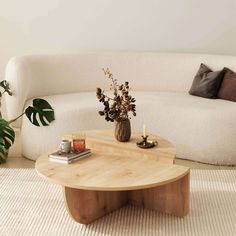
[{"x1": 35, "y1": 130, "x2": 190, "y2": 224}]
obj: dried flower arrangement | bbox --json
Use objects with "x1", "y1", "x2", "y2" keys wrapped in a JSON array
[{"x1": 96, "y1": 68, "x2": 136, "y2": 122}]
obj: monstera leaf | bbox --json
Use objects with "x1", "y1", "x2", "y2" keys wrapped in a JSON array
[
  {"x1": 0, "y1": 80, "x2": 12, "y2": 96},
  {"x1": 0, "y1": 119, "x2": 15, "y2": 164},
  {"x1": 0, "y1": 137, "x2": 9, "y2": 164},
  {"x1": 25, "y1": 98, "x2": 55, "y2": 126}
]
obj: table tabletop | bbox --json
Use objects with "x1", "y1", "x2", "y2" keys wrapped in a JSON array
[{"x1": 35, "y1": 130, "x2": 189, "y2": 191}]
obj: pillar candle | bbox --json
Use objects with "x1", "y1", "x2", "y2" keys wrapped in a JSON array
[{"x1": 143, "y1": 124, "x2": 146, "y2": 137}]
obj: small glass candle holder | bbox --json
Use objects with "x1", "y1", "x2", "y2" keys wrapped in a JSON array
[{"x1": 72, "y1": 133, "x2": 86, "y2": 153}]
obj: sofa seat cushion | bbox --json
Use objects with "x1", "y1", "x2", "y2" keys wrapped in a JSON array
[
  {"x1": 21, "y1": 92, "x2": 112, "y2": 160},
  {"x1": 21, "y1": 91, "x2": 236, "y2": 165},
  {"x1": 134, "y1": 92, "x2": 236, "y2": 165}
]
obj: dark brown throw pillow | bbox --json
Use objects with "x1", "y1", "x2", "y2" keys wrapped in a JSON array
[
  {"x1": 218, "y1": 68, "x2": 236, "y2": 102},
  {"x1": 189, "y1": 63, "x2": 224, "y2": 99}
]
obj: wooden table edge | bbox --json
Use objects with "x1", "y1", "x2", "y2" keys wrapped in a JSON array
[{"x1": 35, "y1": 163, "x2": 190, "y2": 191}]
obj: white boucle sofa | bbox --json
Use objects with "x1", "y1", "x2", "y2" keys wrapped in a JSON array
[{"x1": 5, "y1": 52, "x2": 236, "y2": 165}]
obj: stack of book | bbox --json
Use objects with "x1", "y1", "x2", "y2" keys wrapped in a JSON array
[{"x1": 48, "y1": 149, "x2": 91, "y2": 164}]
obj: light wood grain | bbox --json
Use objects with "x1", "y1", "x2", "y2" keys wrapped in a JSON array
[
  {"x1": 63, "y1": 187, "x2": 127, "y2": 224},
  {"x1": 128, "y1": 172, "x2": 190, "y2": 217},
  {"x1": 63, "y1": 172, "x2": 189, "y2": 224},
  {"x1": 36, "y1": 130, "x2": 188, "y2": 191},
  {"x1": 35, "y1": 129, "x2": 190, "y2": 224}
]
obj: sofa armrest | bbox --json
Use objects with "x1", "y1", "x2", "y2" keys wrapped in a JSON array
[
  {"x1": 5, "y1": 56, "x2": 31, "y2": 128},
  {"x1": 4, "y1": 54, "x2": 103, "y2": 128}
]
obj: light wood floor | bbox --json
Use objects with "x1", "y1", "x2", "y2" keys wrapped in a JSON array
[{"x1": 1, "y1": 132, "x2": 235, "y2": 170}]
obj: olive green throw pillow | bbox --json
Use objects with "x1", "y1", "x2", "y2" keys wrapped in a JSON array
[{"x1": 189, "y1": 63, "x2": 224, "y2": 99}]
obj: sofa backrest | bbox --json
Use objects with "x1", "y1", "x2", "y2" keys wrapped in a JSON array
[{"x1": 5, "y1": 52, "x2": 236, "y2": 127}]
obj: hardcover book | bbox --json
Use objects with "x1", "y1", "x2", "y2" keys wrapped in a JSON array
[
  {"x1": 48, "y1": 149, "x2": 91, "y2": 164},
  {"x1": 49, "y1": 149, "x2": 91, "y2": 160},
  {"x1": 49, "y1": 152, "x2": 91, "y2": 164}
]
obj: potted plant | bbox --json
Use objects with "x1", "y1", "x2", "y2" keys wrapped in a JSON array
[
  {"x1": 96, "y1": 68, "x2": 136, "y2": 142},
  {"x1": 0, "y1": 80, "x2": 55, "y2": 164}
]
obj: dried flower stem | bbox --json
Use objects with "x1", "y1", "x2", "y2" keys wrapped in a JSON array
[{"x1": 96, "y1": 68, "x2": 136, "y2": 122}]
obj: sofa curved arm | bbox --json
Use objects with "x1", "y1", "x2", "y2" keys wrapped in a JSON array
[
  {"x1": 4, "y1": 55, "x2": 85, "y2": 127},
  {"x1": 5, "y1": 56, "x2": 32, "y2": 128},
  {"x1": 5, "y1": 54, "x2": 100, "y2": 128}
]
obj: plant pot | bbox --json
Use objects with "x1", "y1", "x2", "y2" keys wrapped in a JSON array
[{"x1": 115, "y1": 118, "x2": 131, "y2": 142}]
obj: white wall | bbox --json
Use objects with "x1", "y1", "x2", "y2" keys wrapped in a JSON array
[{"x1": 0, "y1": 0, "x2": 236, "y2": 78}]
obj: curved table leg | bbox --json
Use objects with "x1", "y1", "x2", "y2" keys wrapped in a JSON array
[
  {"x1": 128, "y1": 172, "x2": 190, "y2": 217},
  {"x1": 63, "y1": 172, "x2": 189, "y2": 224},
  {"x1": 63, "y1": 188, "x2": 128, "y2": 224}
]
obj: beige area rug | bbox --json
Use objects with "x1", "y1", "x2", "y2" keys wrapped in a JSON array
[{"x1": 0, "y1": 169, "x2": 236, "y2": 236}]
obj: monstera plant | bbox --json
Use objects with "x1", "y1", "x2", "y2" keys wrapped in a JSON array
[{"x1": 0, "y1": 80, "x2": 55, "y2": 164}]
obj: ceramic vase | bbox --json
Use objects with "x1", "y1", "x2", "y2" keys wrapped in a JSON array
[{"x1": 115, "y1": 118, "x2": 131, "y2": 142}]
